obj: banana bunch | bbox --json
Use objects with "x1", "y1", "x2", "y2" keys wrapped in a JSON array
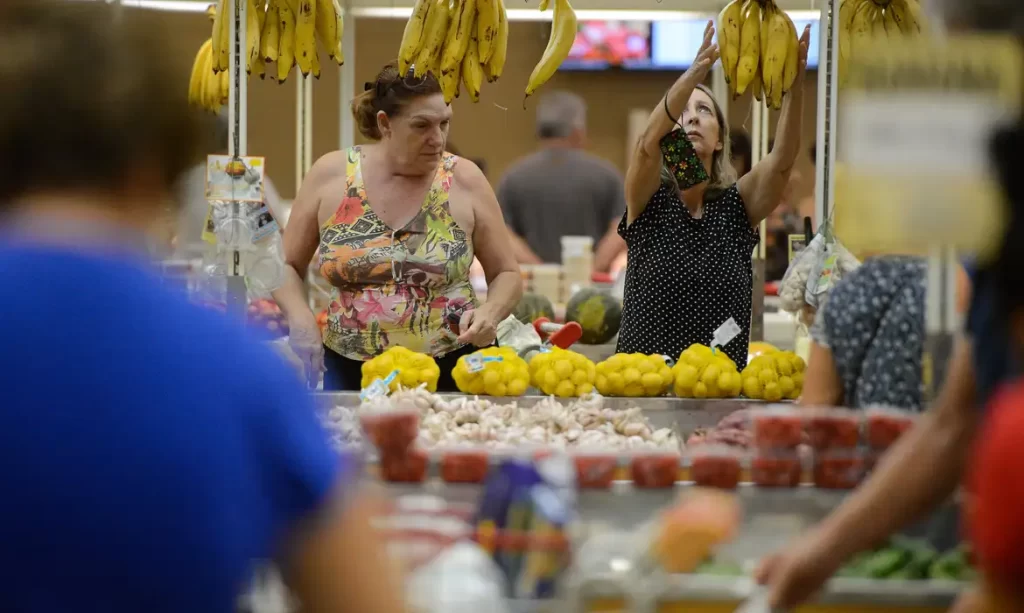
[
  {"x1": 839, "y1": 0, "x2": 925, "y2": 87},
  {"x1": 397, "y1": 0, "x2": 509, "y2": 104},
  {"x1": 524, "y1": 0, "x2": 577, "y2": 103},
  {"x1": 718, "y1": 0, "x2": 799, "y2": 110},
  {"x1": 188, "y1": 6, "x2": 230, "y2": 112}
]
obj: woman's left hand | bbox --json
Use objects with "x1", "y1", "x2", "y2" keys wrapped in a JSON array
[
  {"x1": 457, "y1": 309, "x2": 498, "y2": 347},
  {"x1": 794, "y1": 24, "x2": 812, "y2": 80}
]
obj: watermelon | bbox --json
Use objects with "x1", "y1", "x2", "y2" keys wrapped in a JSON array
[
  {"x1": 565, "y1": 288, "x2": 622, "y2": 345},
  {"x1": 512, "y1": 293, "x2": 556, "y2": 325}
]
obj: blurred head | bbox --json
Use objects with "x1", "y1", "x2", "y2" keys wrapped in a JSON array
[
  {"x1": 0, "y1": 1, "x2": 204, "y2": 230},
  {"x1": 535, "y1": 91, "x2": 587, "y2": 148},
  {"x1": 730, "y1": 130, "x2": 752, "y2": 177},
  {"x1": 930, "y1": 0, "x2": 1024, "y2": 37},
  {"x1": 351, "y1": 62, "x2": 449, "y2": 175},
  {"x1": 662, "y1": 84, "x2": 736, "y2": 198}
]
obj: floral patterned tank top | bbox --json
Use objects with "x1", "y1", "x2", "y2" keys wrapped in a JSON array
[{"x1": 318, "y1": 147, "x2": 478, "y2": 360}]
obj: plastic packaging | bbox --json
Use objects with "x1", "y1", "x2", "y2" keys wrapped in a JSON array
[
  {"x1": 812, "y1": 450, "x2": 867, "y2": 490},
  {"x1": 751, "y1": 450, "x2": 802, "y2": 488},
  {"x1": 689, "y1": 445, "x2": 745, "y2": 490},
  {"x1": 380, "y1": 448, "x2": 429, "y2": 483},
  {"x1": 571, "y1": 450, "x2": 621, "y2": 489},
  {"x1": 866, "y1": 407, "x2": 916, "y2": 450},
  {"x1": 804, "y1": 407, "x2": 862, "y2": 450},
  {"x1": 439, "y1": 447, "x2": 492, "y2": 484},
  {"x1": 630, "y1": 451, "x2": 682, "y2": 489},
  {"x1": 751, "y1": 406, "x2": 804, "y2": 449},
  {"x1": 406, "y1": 542, "x2": 511, "y2": 613},
  {"x1": 359, "y1": 407, "x2": 421, "y2": 454}
]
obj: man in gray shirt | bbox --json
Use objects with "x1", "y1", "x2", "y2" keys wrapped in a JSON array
[{"x1": 496, "y1": 91, "x2": 626, "y2": 272}]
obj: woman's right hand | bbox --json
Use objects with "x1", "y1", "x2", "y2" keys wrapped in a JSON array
[
  {"x1": 288, "y1": 314, "x2": 325, "y2": 389},
  {"x1": 755, "y1": 530, "x2": 845, "y2": 608},
  {"x1": 684, "y1": 21, "x2": 720, "y2": 87}
]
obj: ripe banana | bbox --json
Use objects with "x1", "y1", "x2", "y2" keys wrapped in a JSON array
[
  {"x1": 219, "y1": 68, "x2": 229, "y2": 105},
  {"x1": 477, "y1": 0, "x2": 500, "y2": 63},
  {"x1": 525, "y1": 0, "x2": 577, "y2": 101},
  {"x1": 188, "y1": 39, "x2": 214, "y2": 105},
  {"x1": 310, "y1": 40, "x2": 321, "y2": 78},
  {"x1": 441, "y1": 63, "x2": 462, "y2": 103},
  {"x1": 314, "y1": 0, "x2": 338, "y2": 62},
  {"x1": 213, "y1": 0, "x2": 230, "y2": 72},
  {"x1": 761, "y1": 5, "x2": 791, "y2": 110},
  {"x1": 781, "y1": 12, "x2": 799, "y2": 94},
  {"x1": 442, "y1": 0, "x2": 477, "y2": 76},
  {"x1": 735, "y1": 0, "x2": 761, "y2": 96},
  {"x1": 891, "y1": 0, "x2": 923, "y2": 34},
  {"x1": 462, "y1": 30, "x2": 484, "y2": 102},
  {"x1": 538, "y1": 0, "x2": 549, "y2": 10},
  {"x1": 277, "y1": 0, "x2": 297, "y2": 82},
  {"x1": 483, "y1": 0, "x2": 508, "y2": 82},
  {"x1": 255, "y1": 0, "x2": 266, "y2": 33},
  {"x1": 848, "y1": 0, "x2": 876, "y2": 59},
  {"x1": 399, "y1": 0, "x2": 432, "y2": 74},
  {"x1": 717, "y1": 0, "x2": 743, "y2": 91},
  {"x1": 294, "y1": 0, "x2": 317, "y2": 75},
  {"x1": 246, "y1": 0, "x2": 262, "y2": 73},
  {"x1": 261, "y1": 0, "x2": 281, "y2": 62},
  {"x1": 413, "y1": 0, "x2": 451, "y2": 78},
  {"x1": 751, "y1": 67, "x2": 763, "y2": 103},
  {"x1": 331, "y1": 0, "x2": 345, "y2": 65}
]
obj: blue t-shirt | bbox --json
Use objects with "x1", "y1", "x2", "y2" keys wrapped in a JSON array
[
  {"x1": 0, "y1": 241, "x2": 346, "y2": 613},
  {"x1": 965, "y1": 265, "x2": 1017, "y2": 406}
]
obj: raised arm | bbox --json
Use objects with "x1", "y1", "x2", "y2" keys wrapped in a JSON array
[
  {"x1": 625, "y1": 21, "x2": 719, "y2": 224},
  {"x1": 737, "y1": 25, "x2": 811, "y2": 227},
  {"x1": 455, "y1": 160, "x2": 523, "y2": 346}
]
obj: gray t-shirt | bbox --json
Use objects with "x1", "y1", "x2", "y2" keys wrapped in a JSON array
[{"x1": 496, "y1": 148, "x2": 625, "y2": 263}]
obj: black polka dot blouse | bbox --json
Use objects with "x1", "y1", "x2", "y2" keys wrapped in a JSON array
[
  {"x1": 811, "y1": 256, "x2": 927, "y2": 410},
  {"x1": 616, "y1": 183, "x2": 759, "y2": 367}
]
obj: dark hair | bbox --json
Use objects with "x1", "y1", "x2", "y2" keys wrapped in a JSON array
[
  {"x1": 730, "y1": 130, "x2": 752, "y2": 175},
  {"x1": 991, "y1": 122, "x2": 1024, "y2": 319},
  {"x1": 0, "y1": 1, "x2": 204, "y2": 205},
  {"x1": 351, "y1": 61, "x2": 442, "y2": 140}
]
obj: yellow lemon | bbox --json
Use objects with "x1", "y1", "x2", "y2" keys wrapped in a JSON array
[
  {"x1": 636, "y1": 359, "x2": 656, "y2": 374},
  {"x1": 576, "y1": 382, "x2": 594, "y2": 396},
  {"x1": 763, "y1": 381, "x2": 783, "y2": 402},
  {"x1": 641, "y1": 372, "x2": 663, "y2": 394},
  {"x1": 776, "y1": 358, "x2": 794, "y2": 377},
  {"x1": 507, "y1": 378, "x2": 528, "y2": 396},
  {"x1": 483, "y1": 369, "x2": 501, "y2": 387},
  {"x1": 553, "y1": 360, "x2": 574, "y2": 379},
  {"x1": 595, "y1": 374, "x2": 610, "y2": 394},
  {"x1": 623, "y1": 367, "x2": 641, "y2": 385},
  {"x1": 542, "y1": 369, "x2": 559, "y2": 390},
  {"x1": 792, "y1": 371, "x2": 804, "y2": 388},
  {"x1": 674, "y1": 363, "x2": 699, "y2": 389},
  {"x1": 702, "y1": 364, "x2": 722, "y2": 386},
  {"x1": 624, "y1": 383, "x2": 645, "y2": 397},
  {"x1": 466, "y1": 378, "x2": 486, "y2": 395},
  {"x1": 607, "y1": 372, "x2": 625, "y2": 395},
  {"x1": 693, "y1": 382, "x2": 709, "y2": 398},
  {"x1": 742, "y1": 376, "x2": 762, "y2": 398},
  {"x1": 717, "y1": 371, "x2": 733, "y2": 394},
  {"x1": 659, "y1": 366, "x2": 674, "y2": 387},
  {"x1": 758, "y1": 368, "x2": 778, "y2": 385},
  {"x1": 485, "y1": 382, "x2": 507, "y2": 397},
  {"x1": 778, "y1": 376, "x2": 795, "y2": 397},
  {"x1": 571, "y1": 369, "x2": 590, "y2": 386},
  {"x1": 555, "y1": 380, "x2": 577, "y2": 397}
]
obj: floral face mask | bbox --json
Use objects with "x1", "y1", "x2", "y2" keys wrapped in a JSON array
[{"x1": 659, "y1": 128, "x2": 709, "y2": 190}]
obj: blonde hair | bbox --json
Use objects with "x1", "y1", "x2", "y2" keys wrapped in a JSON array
[{"x1": 660, "y1": 84, "x2": 737, "y2": 201}]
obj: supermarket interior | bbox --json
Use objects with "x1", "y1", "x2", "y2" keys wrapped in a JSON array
[{"x1": 3, "y1": 0, "x2": 1024, "y2": 612}]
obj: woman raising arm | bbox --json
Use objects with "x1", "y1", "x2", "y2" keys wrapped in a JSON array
[{"x1": 617, "y1": 21, "x2": 811, "y2": 367}]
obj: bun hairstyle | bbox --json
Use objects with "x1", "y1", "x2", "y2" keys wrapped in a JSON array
[{"x1": 351, "y1": 61, "x2": 442, "y2": 140}]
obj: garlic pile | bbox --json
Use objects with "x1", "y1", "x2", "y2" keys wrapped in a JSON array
[{"x1": 324, "y1": 387, "x2": 679, "y2": 451}]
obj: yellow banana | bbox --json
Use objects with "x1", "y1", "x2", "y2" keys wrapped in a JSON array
[
  {"x1": 735, "y1": 0, "x2": 761, "y2": 96},
  {"x1": 219, "y1": 65, "x2": 229, "y2": 103},
  {"x1": 255, "y1": 0, "x2": 266, "y2": 33},
  {"x1": 476, "y1": 0, "x2": 500, "y2": 63},
  {"x1": 524, "y1": 0, "x2": 576, "y2": 101},
  {"x1": 413, "y1": 0, "x2": 451, "y2": 78},
  {"x1": 539, "y1": 0, "x2": 549, "y2": 9},
  {"x1": 483, "y1": 0, "x2": 508, "y2": 82},
  {"x1": 849, "y1": 0, "x2": 876, "y2": 58},
  {"x1": 781, "y1": 12, "x2": 799, "y2": 94},
  {"x1": 331, "y1": 0, "x2": 345, "y2": 65},
  {"x1": 717, "y1": 0, "x2": 743, "y2": 91},
  {"x1": 762, "y1": 6, "x2": 790, "y2": 110},
  {"x1": 399, "y1": 0, "x2": 432, "y2": 74},
  {"x1": 759, "y1": 3, "x2": 773, "y2": 102},
  {"x1": 751, "y1": 60, "x2": 764, "y2": 103},
  {"x1": 188, "y1": 39, "x2": 213, "y2": 105},
  {"x1": 891, "y1": 0, "x2": 923, "y2": 34},
  {"x1": 246, "y1": 0, "x2": 262, "y2": 73},
  {"x1": 293, "y1": 0, "x2": 317, "y2": 75},
  {"x1": 200, "y1": 41, "x2": 217, "y2": 110},
  {"x1": 252, "y1": 53, "x2": 266, "y2": 78},
  {"x1": 213, "y1": 0, "x2": 230, "y2": 72},
  {"x1": 277, "y1": 0, "x2": 296, "y2": 82},
  {"x1": 261, "y1": 0, "x2": 280, "y2": 61},
  {"x1": 314, "y1": 0, "x2": 338, "y2": 61},
  {"x1": 838, "y1": 0, "x2": 857, "y2": 64},
  {"x1": 310, "y1": 43, "x2": 321, "y2": 78},
  {"x1": 442, "y1": 0, "x2": 477, "y2": 75},
  {"x1": 441, "y1": 62, "x2": 462, "y2": 103},
  {"x1": 874, "y1": 4, "x2": 891, "y2": 37},
  {"x1": 462, "y1": 29, "x2": 484, "y2": 102}
]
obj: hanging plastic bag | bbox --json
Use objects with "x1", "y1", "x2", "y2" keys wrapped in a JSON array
[
  {"x1": 804, "y1": 237, "x2": 861, "y2": 310},
  {"x1": 779, "y1": 234, "x2": 825, "y2": 314}
]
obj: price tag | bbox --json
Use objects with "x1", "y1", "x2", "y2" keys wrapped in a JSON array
[
  {"x1": 660, "y1": 354, "x2": 676, "y2": 367},
  {"x1": 359, "y1": 369, "x2": 398, "y2": 401},
  {"x1": 466, "y1": 355, "x2": 503, "y2": 373},
  {"x1": 711, "y1": 317, "x2": 741, "y2": 352}
]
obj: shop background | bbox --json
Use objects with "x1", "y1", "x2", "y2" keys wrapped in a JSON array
[{"x1": 154, "y1": 9, "x2": 820, "y2": 201}]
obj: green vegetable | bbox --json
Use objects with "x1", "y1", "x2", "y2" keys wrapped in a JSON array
[
  {"x1": 836, "y1": 551, "x2": 879, "y2": 579},
  {"x1": 929, "y1": 545, "x2": 976, "y2": 582},
  {"x1": 863, "y1": 548, "x2": 912, "y2": 579},
  {"x1": 695, "y1": 560, "x2": 745, "y2": 576}
]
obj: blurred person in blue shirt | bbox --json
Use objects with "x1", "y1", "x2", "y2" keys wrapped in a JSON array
[{"x1": 0, "y1": 4, "x2": 405, "y2": 613}]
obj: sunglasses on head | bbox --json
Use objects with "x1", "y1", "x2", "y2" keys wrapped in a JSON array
[{"x1": 363, "y1": 67, "x2": 427, "y2": 98}]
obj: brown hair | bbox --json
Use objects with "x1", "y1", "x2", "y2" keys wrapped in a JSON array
[
  {"x1": 660, "y1": 84, "x2": 737, "y2": 200},
  {"x1": 351, "y1": 61, "x2": 442, "y2": 140},
  {"x1": 0, "y1": 1, "x2": 205, "y2": 205}
]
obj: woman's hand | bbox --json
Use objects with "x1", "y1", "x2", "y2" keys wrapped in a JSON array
[
  {"x1": 755, "y1": 529, "x2": 845, "y2": 608},
  {"x1": 684, "y1": 21, "x2": 721, "y2": 91},
  {"x1": 792, "y1": 24, "x2": 812, "y2": 85},
  {"x1": 288, "y1": 314, "x2": 325, "y2": 388},
  {"x1": 457, "y1": 309, "x2": 498, "y2": 347}
]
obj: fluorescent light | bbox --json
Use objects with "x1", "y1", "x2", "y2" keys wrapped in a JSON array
[{"x1": 118, "y1": 0, "x2": 211, "y2": 12}]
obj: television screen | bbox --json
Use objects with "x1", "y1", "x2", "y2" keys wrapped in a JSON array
[
  {"x1": 561, "y1": 20, "x2": 652, "y2": 70},
  {"x1": 650, "y1": 17, "x2": 820, "y2": 70}
]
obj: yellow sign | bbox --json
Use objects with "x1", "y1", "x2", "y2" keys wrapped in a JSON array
[{"x1": 836, "y1": 35, "x2": 1022, "y2": 261}]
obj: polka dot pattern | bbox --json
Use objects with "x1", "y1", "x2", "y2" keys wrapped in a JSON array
[
  {"x1": 811, "y1": 256, "x2": 927, "y2": 410},
  {"x1": 616, "y1": 184, "x2": 759, "y2": 367}
]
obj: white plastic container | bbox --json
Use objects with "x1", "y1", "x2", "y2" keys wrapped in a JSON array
[
  {"x1": 531, "y1": 264, "x2": 563, "y2": 306},
  {"x1": 561, "y1": 235, "x2": 594, "y2": 298}
]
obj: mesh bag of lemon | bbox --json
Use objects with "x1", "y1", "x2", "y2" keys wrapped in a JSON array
[
  {"x1": 529, "y1": 346, "x2": 597, "y2": 397},
  {"x1": 452, "y1": 347, "x2": 531, "y2": 397},
  {"x1": 595, "y1": 353, "x2": 675, "y2": 397},
  {"x1": 671, "y1": 344, "x2": 744, "y2": 399},
  {"x1": 740, "y1": 351, "x2": 806, "y2": 401},
  {"x1": 360, "y1": 346, "x2": 441, "y2": 392}
]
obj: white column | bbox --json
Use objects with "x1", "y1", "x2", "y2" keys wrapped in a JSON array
[
  {"x1": 814, "y1": 0, "x2": 839, "y2": 228},
  {"x1": 295, "y1": 75, "x2": 314, "y2": 188},
  {"x1": 226, "y1": 0, "x2": 249, "y2": 318},
  {"x1": 339, "y1": 1, "x2": 356, "y2": 150}
]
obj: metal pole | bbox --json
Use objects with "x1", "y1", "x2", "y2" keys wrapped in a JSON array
[
  {"x1": 226, "y1": 0, "x2": 248, "y2": 321},
  {"x1": 815, "y1": 0, "x2": 839, "y2": 229},
  {"x1": 711, "y1": 62, "x2": 729, "y2": 122},
  {"x1": 750, "y1": 100, "x2": 768, "y2": 343},
  {"x1": 339, "y1": 1, "x2": 356, "y2": 150},
  {"x1": 295, "y1": 75, "x2": 313, "y2": 188}
]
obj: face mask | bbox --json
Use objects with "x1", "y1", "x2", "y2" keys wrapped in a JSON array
[{"x1": 660, "y1": 129, "x2": 710, "y2": 190}]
